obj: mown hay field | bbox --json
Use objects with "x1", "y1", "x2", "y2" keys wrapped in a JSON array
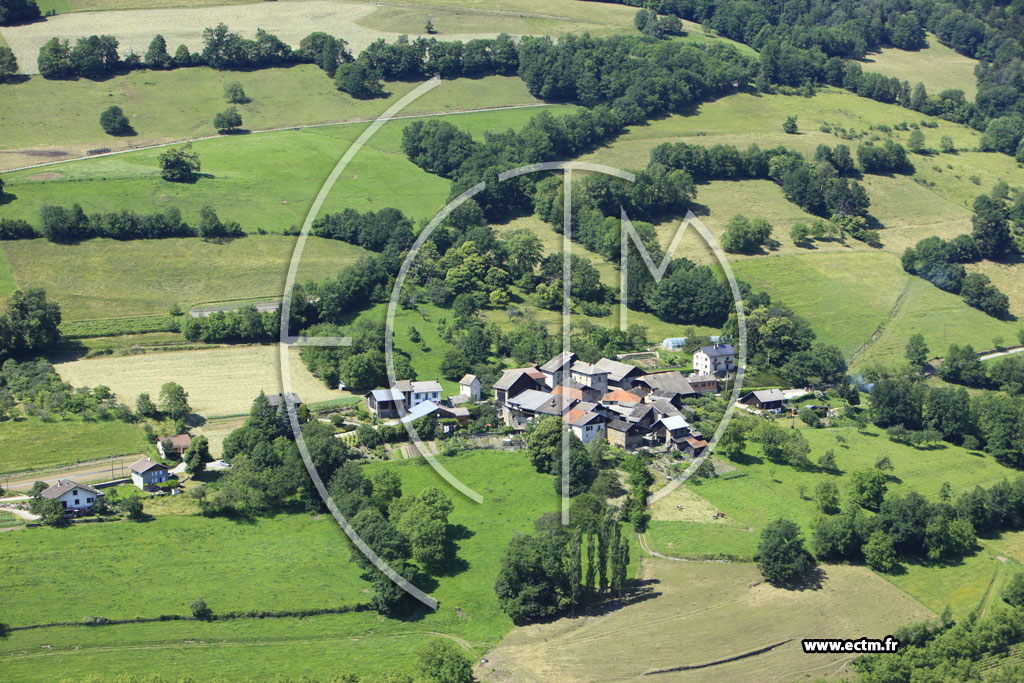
[
  {"x1": 55, "y1": 344, "x2": 339, "y2": 418},
  {"x1": 1, "y1": 235, "x2": 371, "y2": 321},
  {"x1": 478, "y1": 559, "x2": 932, "y2": 682}
]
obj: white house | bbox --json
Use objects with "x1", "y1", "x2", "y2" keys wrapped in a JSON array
[
  {"x1": 539, "y1": 351, "x2": 577, "y2": 388},
  {"x1": 395, "y1": 379, "x2": 443, "y2": 409},
  {"x1": 458, "y1": 374, "x2": 481, "y2": 401},
  {"x1": 40, "y1": 479, "x2": 103, "y2": 516},
  {"x1": 130, "y1": 458, "x2": 171, "y2": 491},
  {"x1": 693, "y1": 343, "x2": 736, "y2": 376},
  {"x1": 564, "y1": 408, "x2": 605, "y2": 444}
]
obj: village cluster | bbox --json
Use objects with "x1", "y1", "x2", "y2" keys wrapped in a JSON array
[{"x1": 366, "y1": 342, "x2": 748, "y2": 453}]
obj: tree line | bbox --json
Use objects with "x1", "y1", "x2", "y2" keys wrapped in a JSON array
[
  {"x1": 0, "y1": 288, "x2": 61, "y2": 363},
  {"x1": 583, "y1": 0, "x2": 1024, "y2": 162},
  {"x1": 902, "y1": 187, "x2": 1021, "y2": 319},
  {"x1": 200, "y1": 391, "x2": 462, "y2": 618},
  {"x1": 868, "y1": 364, "x2": 1024, "y2": 467},
  {"x1": 8, "y1": 204, "x2": 247, "y2": 243},
  {"x1": 181, "y1": 306, "x2": 279, "y2": 344}
]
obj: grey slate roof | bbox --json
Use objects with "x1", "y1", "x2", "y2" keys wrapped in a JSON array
[
  {"x1": 697, "y1": 344, "x2": 736, "y2": 357},
  {"x1": 540, "y1": 351, "x2": 576, "y2": 373},
  {"x1": 639, "y1": 371, "x2": 694, "y2": 395},
  {"x1": 41, "y1": 479, "x2": 102, "y2": 500},
  {"x1": 266, "y1": 392, "x2": 302, "y2": 408},
  {"x1": 743, "y1": 389, "x2": 786, "y2": 403},
  {"x1": 594, "y1": 357, "x2": 642, "y2": 383},
  {"x1": 131, "y1": 458, "x2": 169, "y2": 475}
]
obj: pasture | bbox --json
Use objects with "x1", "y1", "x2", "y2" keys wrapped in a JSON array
[
  {"x1": 0, "y1": 414, "x2": 146, "y2": 474},
  {"x1": 0, "y1": 71, "x2": 540, "y2": 171},
  {"x1": 730, "y1": 251, "x2": 1020, "y2": 369},
  {"x1": 0, "y1": 449, "x2": 577, "y2": 681},
  {"x1": 1, "y1": 235, "x2": 372, "y2": 321},
  {"x1": 641, "y1": 421, "x2": 1019, "y2": 614},
  {"x1": 0, "y1": 103, "x2": 568, "y2": 229},
  {"x1": 478, "y1": 559, "x2": 932, "y2": 682},
  {"x1": 861, "y1": 33, "x2": 979, "y2": 99},
  {"x1": 54, "y1": 344, "x2": 341, "y2": 419}
]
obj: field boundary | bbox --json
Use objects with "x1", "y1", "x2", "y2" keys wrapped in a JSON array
[
  {"x1": 849, "y1": 276, "x2": 912, "y2": 365},
  {"x1": 643, "y1": 638, "x2": 794, "y2": 675},
  {"x1": 2, "y1": 102, "x2": 551, "y2": 174}
]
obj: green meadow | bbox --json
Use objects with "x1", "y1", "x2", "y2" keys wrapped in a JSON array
[
  {"x1": 0, "y1": 102, "x2": 569, "y2": 230},
  {"x1": 643, "y1": 421, "x2": 1020, "y2": 614},
  {"x1": 0, "y1": 449, "x2": 635, "y2": 681},
  {"x1": 0, "y1": 68, "x2": 541, "y2": 167},
  {"x1": 1, "y1": 235, "x2": 372, "y2": 321},
  {"x1": 0, "y1": 414, "x2": 147, "y2": 474}
]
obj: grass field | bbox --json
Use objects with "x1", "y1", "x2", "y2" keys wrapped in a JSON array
[
  {"x1": 861, "y1": 34, "x2": 979, "y2": 99},
  {"x1": 55, "y1": 344, "x2": 342, "y2": 420},
  {"x1": 479, "y1": 559, "x2": 932, "y2": 682},
  {"x1": 0, "y1": 103, "x2": 568, "y2": 230},
  {"x1": 730, "y1": 251, "x2": 1020, "y2": 368},
  {"x1": 0, "y1": 414, "x2": 146, "y2": 474},
  {"x1": 0, "y1": 243, "x2": 15, "y2": 299},
  {"x1": 0, "y1": 449, "x2": 587, "y2": 681},
  {"x1": 1, "y1": 235, "x2": 371, "y2": 321},
  {"x1": 0, "y1": 71, "x2": 541, "y2": 171},
  {"x1": 641, "y1": 421, "x2": 1019, "y2": 614},
  {"x1": 880, "y1": 547, "x2": 1023, "y2": 618}
]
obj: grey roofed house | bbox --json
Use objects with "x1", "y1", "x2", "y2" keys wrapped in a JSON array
[
  {"x1": 740, "y1": 388, "x2": 786, "y2": 409},
  {"x1": 394, "y1": 379, "x2": 443, "y2": 394},
  {"x1": 41, "y1": 479, "x2": 102, "y2": 500},
  {"x1": 649, "y1": 399, "x2": 682, "y2": 419},
  {"x1": 265, "y1": 392, "x2": 302, "y2": 408},
  {"x1": 399, "y1": 400, "x2": 443, "y2": 424},
  {"x1": 494, "y1": 368, "x2": 537, "y2": 391},
  {"x1": 507, "y1": 389, "x2": 573, "y2": 416},
  {"x1": 570, "y1": 360, "x2": 609, "y2": 376},
  {"x1": 130, "y1": 457, "x2": 168, "y2": 475},
  {"x1": 698, "y1": 343, "x2": 736, "y2": 357},
  {"x1": 637, "y1": 371, "x2": 695, "y2": 397},
  {"x1": 594, "y1": 357, "x2": 644, "y2": 385},
  {"x1": 369, "y1": 388, "x2": 405, "y2": 402},
  {"x1": 448, "y1": 394, "x2": 471, "y2": 406},
  {"x1": 627, "y1": 403, "x2": 655, "y2": 422},
  {"x1": 458, "y1": 374, "x2": 477, "y2": 386},
  {"x1": 657, "y1": 415, "x2": 690, "y2": 431},
  {"x1": 540, "y1": 351, "x2": 577, "y2": 374}
]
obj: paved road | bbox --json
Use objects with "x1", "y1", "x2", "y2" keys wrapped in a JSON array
[
  {"x1": 979, "y1": 346, "x2": 1024, "y2": 361},
  {"x1": 2, "y1": 455, "x2": 140, "y2": 491},
  {"x1": 190, "y1": 301, "x2": 281, "y2": 318}
]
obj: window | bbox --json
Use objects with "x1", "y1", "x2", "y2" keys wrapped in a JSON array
[
  {"x1": 74, "y1": 499, "x2": 80, "y2": 505},
  {"x1": 87, "y1": 497, "x2": 94, "y2": 503}
]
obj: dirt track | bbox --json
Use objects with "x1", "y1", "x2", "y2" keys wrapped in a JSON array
[{"x1": 0, "y1": 1, "x2": 504, "y2": 75}]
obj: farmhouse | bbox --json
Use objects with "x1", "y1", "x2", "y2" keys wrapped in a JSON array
[
  {"x1": 493, "y1": 368, "x2": 546, "y2": 405},
  {"x1": 502, "y1": 389, "x2": 576, "y2": 428},
  {"x1": 40, "y1": 479, "x2": 103, "y2": 516},
  {"x1": 569, "y1": 361, "x2": 610, "y2": 396},
  {"x1": 607, "y1": 420, "x2": 645, "y2": 450},
  {"x1": 693, "y1": 343, "x2": 736, "y2": 377},
  {"x1": 683, "y1": 437, "x2": 709, "y2": 457},
  {"x1": 157, "y1": 434, "x2": 191, "y2": 458},
  {"x1": 563, "y1": 408, "x2": 606, "y2": 444},
  {"x1": 458, "y1": 374, "x2": 481, "y2": 401},
  {"x1": 365, "y1": 380, "x2": 445, "y2": 419},
  {"x1": 634, "y1": 371, "x2": 696, "y2": 405},
  {"x1": 687, "y1": 374, "x2": 720, "y2": 394},
  {"x1": 130, "y1": 458, "x2": 171, "y2": 491},
  {"x1": 265, "y1": 392, "x2": 303, "y2": 411},
  {"x1": 740, "y1": 389, "x2": 786, "y2": 411},
  {"x1": 540, "y1": 351, "x2": 577, "y2": 388},
  {"x1": 594, "y1": 357, "x2": 645, "y2": 390},
  {"x1": 366, "y1": 389, "x2": 405, "y2": 419}
]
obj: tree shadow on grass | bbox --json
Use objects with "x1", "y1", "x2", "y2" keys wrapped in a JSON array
[
  {"x1": 435, "y1": 523, "x2": 473, "y2": 578},
  {"x1": 778, "y1": 565, "x2": 826, "y2": 592},
  {"x1": 0, "y1": 192, "x2": 16, "y2": 206},
  {"x1": 580, "y1": 577, "x2": 663, "y2": 618}
]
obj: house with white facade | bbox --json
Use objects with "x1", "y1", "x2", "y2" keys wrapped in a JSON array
[
  {"x1": 458, "y1": 374, "x2": 481, "y2": 402},
  {"x1": 693, "y1": 343, "x2": 736, "y2": 377},
  {"x1": 40, "y1": 479, "x2": 103, "y2": 516}
]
